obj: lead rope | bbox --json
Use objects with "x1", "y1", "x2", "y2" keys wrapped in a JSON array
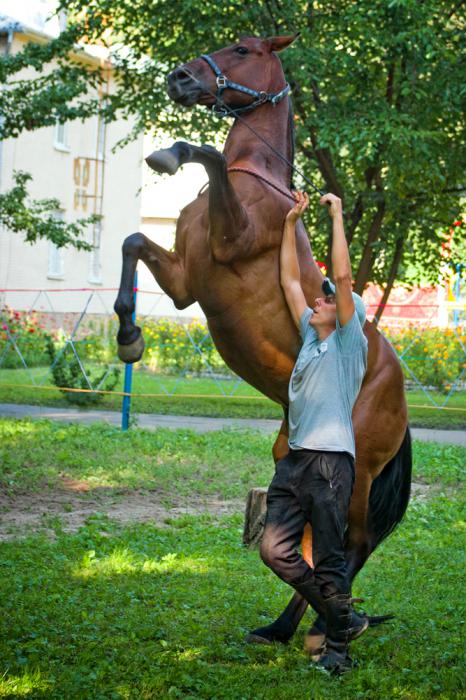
[{"x1": 184, "y1": 66, "x2": 326, "y2": 197}]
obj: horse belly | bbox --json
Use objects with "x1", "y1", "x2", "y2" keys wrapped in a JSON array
[{"x1": 207, "y1": 312, "x2": 298, "y2": 405}]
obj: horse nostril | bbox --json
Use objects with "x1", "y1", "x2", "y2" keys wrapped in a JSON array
[{"x1": 169, "y1": 68, "x2": 193, "y2": 85}]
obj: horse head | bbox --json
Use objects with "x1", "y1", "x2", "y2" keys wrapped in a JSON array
[{"x1": 167, "y1": 35, "x2": 298, "y2": 117}]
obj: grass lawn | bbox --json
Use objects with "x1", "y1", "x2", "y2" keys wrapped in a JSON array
[
  {"x1": 0, "y1": 366, "x2": 465, "y2": 429},
  {"x1": 0, "y1": 420, "x2": 465, "y2": 496},
  {"x1": 0, "y1": 420, "x2": 465, "y2": 698}
]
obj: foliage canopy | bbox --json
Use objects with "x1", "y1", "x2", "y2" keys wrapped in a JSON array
[{"x1": 1, "y1": 0, "x2": 464, "y2": 299}]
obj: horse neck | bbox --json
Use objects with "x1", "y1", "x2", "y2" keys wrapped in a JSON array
[{"x1": 223, "y1": 96, "x2": 293, "y2": 187}]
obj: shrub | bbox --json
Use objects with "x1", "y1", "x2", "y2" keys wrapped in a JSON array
[
  {"x1": 0, "y1": 307, "x2": 52, "y2": 368},
  {"x1": 382, "y1": 325, "x2": 465, "y2": 392},
  {"x1": 46, "y1": 337, "x2": 120, "y2": 406}
]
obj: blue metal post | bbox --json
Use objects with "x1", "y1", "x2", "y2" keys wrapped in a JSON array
[{"x1": 121, "y1": 271, "x2": 138, "y2": 430}]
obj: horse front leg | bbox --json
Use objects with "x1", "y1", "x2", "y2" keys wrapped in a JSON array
[
  {"x1": 147, "y1": 141, "x2": 252, "y2": 264},
  {"x1": 114, "y1": 232, "x2": 193, "y2": 363}
]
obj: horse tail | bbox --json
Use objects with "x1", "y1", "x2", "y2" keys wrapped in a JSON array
[{"x1": 368, "y1": 426, "x2": 412, "y2": 549}]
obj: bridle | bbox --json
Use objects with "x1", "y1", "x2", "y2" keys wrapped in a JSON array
[
  {"x1": 184, "y1": 55, "x2": 326, "y2": 197},
  {"x1": 200, "y1": 53, "x2": 290, "y2": 118}
]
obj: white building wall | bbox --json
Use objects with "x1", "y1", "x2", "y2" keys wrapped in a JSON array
[
  {"x1": 0, "y1": 27, "x2": 221, "y2": 323},
  {"x1": 0, "y1": 32, "x2": 143, "y2": 316},
  {"x1": 137, "y1": 134, "x2": 206, "y2": 319}
]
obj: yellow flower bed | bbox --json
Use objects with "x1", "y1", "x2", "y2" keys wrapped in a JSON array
[
  {"x1": 381, "y1": 325, "x2": 465, "y2": 393},
  {"x1": 140, "y1": 317, "x2": 229, "y2": 375}
]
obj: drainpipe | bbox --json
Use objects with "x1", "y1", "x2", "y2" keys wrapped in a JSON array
[
  {"x1": 0, "y1": 26, "x2": 14, "y2": 195},
  {"x1": 0, "y1": 26, "x2": 14, "y2": 297}
]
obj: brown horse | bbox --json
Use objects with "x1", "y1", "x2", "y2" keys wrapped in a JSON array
[{"x1": 114, "y1": 35, "x2": 411, "y2": 647}]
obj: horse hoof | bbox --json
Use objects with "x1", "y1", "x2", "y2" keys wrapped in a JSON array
[
  {"x1": 145, "y1": 148, "x2": 180, "y2": 175},
  {"x1": 303, "y1": 613, "x2": 370, "y2": 658},
  {"x1": 303, "y1": 630, "x2": 325, "y2": 660},
  {"x1": 245, "y1": 623, "x2": 292, "y2": 645},
  {"x1": 245, "y1": 633, "x2": 274, "y2": 646},
  {"x1": 117, "y1": 333, "x2": 145, "y2": 364}
]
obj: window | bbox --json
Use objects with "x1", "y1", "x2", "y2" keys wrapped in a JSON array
[
  {"x1": 47, "y1": 212, "x2": 65, "y2": 279},
  {"x1": 54, "y1": 121, "x2": 70, "y2": 152},
  {"x1": 48, "y1": 242, "x2": 64, "y2": 279}
]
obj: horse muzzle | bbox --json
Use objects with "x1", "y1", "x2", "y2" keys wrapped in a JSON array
[{"x1": 167, "y1": 68, "x2": 204, "y2": 106}]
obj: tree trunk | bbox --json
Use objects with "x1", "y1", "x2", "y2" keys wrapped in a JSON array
[
  {"x1": 346, "y1": 193, "x2": 364, "y2": 246},
  {"x1": 243, "y1": 487, "x2": 268, "y2": 548},
  {"x1": 353, "y1": 199, "x2": 386, "y2": 294},
  {"x1": 373, "y1": 236, "x2": 405, "y2": 324}
]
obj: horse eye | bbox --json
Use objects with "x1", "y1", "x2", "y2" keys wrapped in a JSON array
[{"x1": 235, "y1": 46, "x2": 249, "y2": 55}]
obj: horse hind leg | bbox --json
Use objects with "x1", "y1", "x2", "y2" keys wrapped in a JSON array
[
  {"x1": 247, "y1": 419, "x2": 313, "y2": 645},
  {"x1": 249, "y1": 439, "x2": 375, "y2": 649},
  {"x1": 114, "y1": 232, "x2": 193, "y2": 363},
  {"x1": 303, "y1": 431, "x2": 412, "y2": 651}
]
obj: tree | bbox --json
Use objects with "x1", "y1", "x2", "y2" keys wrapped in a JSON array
[
  {"x1": 1, "y1": 1, "x2": 464, "y2": 312},
  {"x1": 0, "y1": 171, "x2": 96, "y2": 250}
]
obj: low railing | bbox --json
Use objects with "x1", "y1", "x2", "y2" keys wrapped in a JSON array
[{"x1": 0, "y1": 285, "x2": 464, "y2": 428}]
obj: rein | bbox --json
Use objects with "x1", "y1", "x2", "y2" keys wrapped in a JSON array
[
  {"x1": 227, "y1": 167, "x2": 296, "y2": 202},
  {"x1": 185, "y1": 60, "x2": 325, "y2": 197},
  {"x1": 196, "y1": 167, "x2": 296, "y2": 203}
]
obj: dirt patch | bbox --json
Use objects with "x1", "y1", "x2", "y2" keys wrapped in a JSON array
[
  {"x1": 0, "y1": 485, "x2": 244, "y2": 541},
  {"x1": 0, "y1": 479, "x2": 440, "y2": 541}
]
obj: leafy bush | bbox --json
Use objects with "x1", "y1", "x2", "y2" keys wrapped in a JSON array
[
  {"x1": 141, "y1": 317, "x2": 230, "y2": 375},
  {"x1": 383, "y1": 325, "x2": 465, "y2": 392},
  {"x1": 46, "y1": 337, "x2": 120, "y2": 406},
  {"x1": 0, "y1": 307, "x2": 52, "y2": 368}
]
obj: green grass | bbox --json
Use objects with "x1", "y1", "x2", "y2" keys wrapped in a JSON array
[
  {"x1": 1, "y1": 419, "x2": 464, "y2": 496},
  {"x1": 1, "y1": 366, "x2": 465, "y2": 428},
  {"x1": 406, "y1": 390, "x2": 466, "y2": 430},
  {"x1": 0, "y1": 421, "x2": 464, "y2": 698},
  {"x1": 0, "y1": 366, "x2": 283, "y2": 419},
  {"x1": 0, "y1": 420, "x2": 274, "y2": 497}
]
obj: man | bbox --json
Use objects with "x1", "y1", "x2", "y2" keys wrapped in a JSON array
[{"x1": 258, "y1": 191, "x2": 368, "y2": 675}]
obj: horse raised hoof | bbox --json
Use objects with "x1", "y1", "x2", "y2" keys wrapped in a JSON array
[
  {"x1": 117, "y1": 332, "x2": 145, "y2": 364},
  {"x1": 146, "y1": 148, "x2": 181, "y2": 175}
]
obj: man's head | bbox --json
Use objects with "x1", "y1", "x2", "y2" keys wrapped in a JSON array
[
  {"x1": 309, "y1": 293, "x2": 338, "y2": 330},
  {"x1": 310, "y1": 278, "x2": 366, "y2": 330}
]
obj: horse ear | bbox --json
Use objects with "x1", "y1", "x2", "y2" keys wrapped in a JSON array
[{"x1": 267, "y1": 33, "x2": 300, "y2": 53}]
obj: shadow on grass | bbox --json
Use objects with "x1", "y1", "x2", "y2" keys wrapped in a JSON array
[{"x1": 0, "y1": 501, "x2": 464, "y2": 699}]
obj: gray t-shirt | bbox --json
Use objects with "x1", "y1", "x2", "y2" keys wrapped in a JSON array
[{"x1": 288, "y1": 306, "x2": 368, "y2": 458}]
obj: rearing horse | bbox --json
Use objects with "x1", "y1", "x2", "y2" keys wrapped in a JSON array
[{"x1": 114, "y1": 35, "x2": 411, "y2": 648}]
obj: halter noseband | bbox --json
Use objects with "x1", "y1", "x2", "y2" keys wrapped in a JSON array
[{"x1": 200, "y1": 53, "x2": 290, "y2": 118}]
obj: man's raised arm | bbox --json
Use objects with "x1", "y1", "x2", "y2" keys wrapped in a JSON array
[
  {"x1": 280, "y1": 191, "x2": 309, "y2": 328},
  {"x1": 320, "y1": 193, "x2": 355, "y2": 326}
]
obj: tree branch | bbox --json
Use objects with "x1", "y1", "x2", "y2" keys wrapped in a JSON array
[
  {"x1": 346, "y1": 193, "x2": 364, "y2": 246},
  {"x1": 354, "y1": 181, "x2": 386, "y2": 293},
  {"x1": 373, "y1": 236, "x2": 405, "y2": 324},
  {"x1": 385, "y1": 62, "x2": 395, "y2": 105}
]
